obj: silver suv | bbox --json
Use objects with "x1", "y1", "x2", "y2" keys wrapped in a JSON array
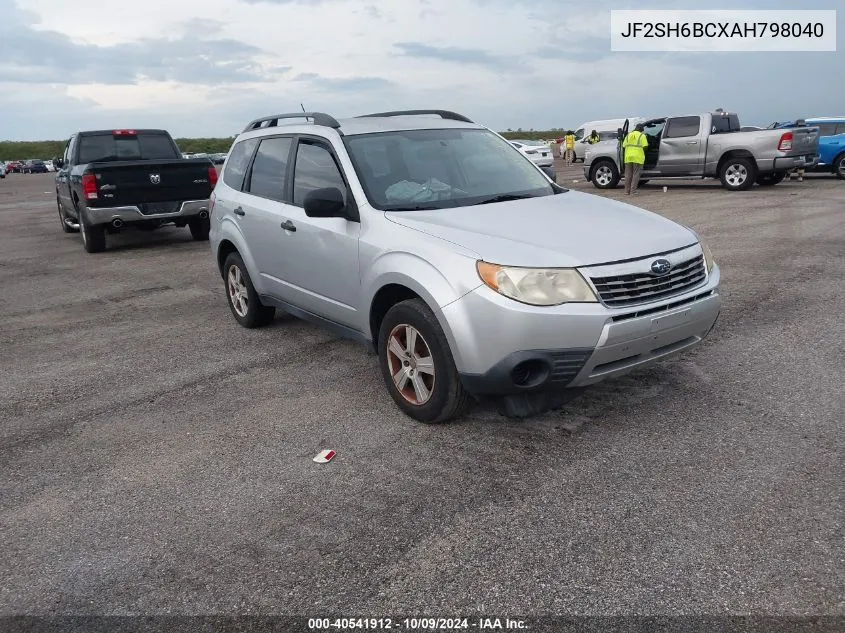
[{"x1": 210, "y1": 110, "x2": 721, "y2": 422}]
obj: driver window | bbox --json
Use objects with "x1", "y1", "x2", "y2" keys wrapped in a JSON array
[{"x1": 574, "y1": 128, "x2": 585, "y2": 141}]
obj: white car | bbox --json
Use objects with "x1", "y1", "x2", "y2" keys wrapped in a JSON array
[
  {"x1": 573, "y1": 118, "x2": 645, "y2": 163},
  {"x1": 43, "y1": 160, "x2": 56, "y2": 172},
  {"x1": 0, "y1": 164, "x2": 5, "y2": 178},
  {"x1": 508, "y1": 139, "x2": 554, "y2": 167}
]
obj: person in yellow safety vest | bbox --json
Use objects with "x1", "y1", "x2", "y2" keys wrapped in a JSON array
[
  {"x1": 586, "y1": 130, "x2": 600, "y2": 144},
  {"x1": 564, "y1": 131, "x2": 576, "y2": 166},
  {"x1": 622, "y1": 123, "x2": 649, "y2": 195}
]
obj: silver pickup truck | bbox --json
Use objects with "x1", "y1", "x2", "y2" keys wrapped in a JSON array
[{"x1": 584, "y1": 111, "x2": 820, "y2": 191}]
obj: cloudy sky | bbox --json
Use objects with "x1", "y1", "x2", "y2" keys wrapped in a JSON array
[{"x1": 0, "y1": 0, "x2": 842, "y2": 140}]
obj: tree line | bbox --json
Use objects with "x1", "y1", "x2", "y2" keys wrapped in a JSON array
[{"x1": 1, "y1": 130, "x2": 567, "y2": 161}]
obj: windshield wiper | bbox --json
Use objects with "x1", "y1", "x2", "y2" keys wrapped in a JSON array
[
  {"x1": 386, "y1": 205, "x2": 441, "y2": 211},
  {"x1": 472, "y1": 193, "x2": 535, "y2": 205}
]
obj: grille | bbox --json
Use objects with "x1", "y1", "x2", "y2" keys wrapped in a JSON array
[{"x1": 590, "y1": 255, "x2": 706, "y2": 308}]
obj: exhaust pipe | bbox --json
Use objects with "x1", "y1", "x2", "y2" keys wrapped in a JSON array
[
  {"x1": 199, "y1": 210, "x2": 209, "y2": 219},
  {"x1": 112, "y1": 218, "x2": 124, "y2": 228}
]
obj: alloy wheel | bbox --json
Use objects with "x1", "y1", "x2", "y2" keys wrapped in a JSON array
[
  {"x1": 227, "y1": 264, "x2": 249, "y2": 317},
  {"x1": 725, "y1": 163, "x2": 748, "y2": 187},
  {"x1": 386, "y1": 324, "x2": 436, "y2": 405}
]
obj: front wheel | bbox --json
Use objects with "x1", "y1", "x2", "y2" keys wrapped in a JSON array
[
  {"x1": 756, "y1": 172, "x2": 786, "y2": 186},
  {"x1": 378, "y1": 299, "x2": 472, "y2": 424},
  {"x1": 719, "y1": 157, "x2": 757, "y2": 191},
  {"x1": 590, "y1": 160, "x2": 620, "y2": 189},
  {"x1": 834, "y1": 153, "x2": 845, "y2": 180},
  {"x1": 223, "y1": 252, "x2": 275, "y2": 328}
]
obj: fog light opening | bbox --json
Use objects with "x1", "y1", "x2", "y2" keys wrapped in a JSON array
[{"x1": 510, "y1": 359, "x2": 550, "y2": 388}]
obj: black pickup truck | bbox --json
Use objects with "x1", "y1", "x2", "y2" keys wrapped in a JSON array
[{"x1": 54, "y1": 129, "x2": 217, "y2": 253}]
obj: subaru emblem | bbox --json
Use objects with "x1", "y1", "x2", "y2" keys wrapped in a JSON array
[
  {"x1": 650, "y1": 258, "x2": 671, "y2": 275},
  {"x1": 150, "y1": 174, "x2": 161, "y2": 184}
]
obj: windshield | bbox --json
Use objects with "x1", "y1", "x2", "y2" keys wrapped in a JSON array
[{"x1": 343, "y1": 128, "x2": 556, "y2": 211}]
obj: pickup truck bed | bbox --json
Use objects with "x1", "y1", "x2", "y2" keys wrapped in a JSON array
[{"x1": 55, "y1": 129, "x2": 218, "y2": 253}]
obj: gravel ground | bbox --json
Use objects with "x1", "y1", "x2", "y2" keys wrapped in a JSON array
[{"x1": 0, "y1": 167, "x2": 842, "y2": 622}]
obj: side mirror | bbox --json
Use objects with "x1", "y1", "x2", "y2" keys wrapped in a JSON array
[
  {"x1": 53, "y1": 157, "x2": 64, "y2": 168},
  {"x1": 303, "y1": 187, "x2": 349, "y2": 219},
  {"x1": 616, "y1": 128, "x2": 623, "y2": 140}
]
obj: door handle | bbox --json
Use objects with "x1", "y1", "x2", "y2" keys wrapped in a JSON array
[
  {"x1": 233, "y1": 207, "x2": 245, "y2": 216},
  {"x1": 686, "y1": 141, "x2": 698, "y2": 145},
  {"x1": 280, "y1": 220, "x2": 297, "y2": 232}
]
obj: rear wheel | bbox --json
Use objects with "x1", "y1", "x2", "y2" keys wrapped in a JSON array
[
  {"x1": 755, "y1": 172, "x2": 786, "y2": 186},
  {"x1": 719, "y1": 157, "x2": 756, "y2": 191},
  {"x1": 834, "y1": 153, "x2": 845, "y2": 180},
  {"x1": 79, "y1": 208, "x2": 106, "y2": 253},
  {"x1": 378, "y1": 299, "x2": 472, "y2": 424},
  {"x1": 223, "y1": 252, "x2": 275, "y2": 328},
  {"x1": 590, "y1": 159, "x2": 620, "y2": 189},
  {"x1": 189, "y1": 216, "x2": 210, "y2": 241}
]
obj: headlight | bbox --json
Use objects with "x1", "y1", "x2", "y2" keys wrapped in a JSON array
[
  {"x1": 699, "y1": 239, "x2": 716, "y2": 273},
  {"x1": 476, "y1": 261, "x2": 597, "y2": 306}
]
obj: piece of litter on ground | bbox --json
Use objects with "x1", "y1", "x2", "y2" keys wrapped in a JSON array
[
  {"x1": 313, "y1": 449, "x2": 336, "y2": 463},
  {"x1": 573, "y1": 180, "x2": 579, "y2": 183}
]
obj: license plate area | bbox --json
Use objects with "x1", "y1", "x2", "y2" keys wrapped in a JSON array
[
  {"x1": 650, "y1": 309, "x2": 690, "y2": 332},
  {"x1": 139, "y1": 202, "x2": 180, "y2": 215}
]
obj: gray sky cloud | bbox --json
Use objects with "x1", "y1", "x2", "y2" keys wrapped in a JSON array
[{"x1": 0, "y1": 0, "x2": 842, "y2": 140}]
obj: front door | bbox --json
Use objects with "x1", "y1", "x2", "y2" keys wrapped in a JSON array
[
  {"x1": 658, "y1": 116, "x2": 704, "y2": 174},
  {"x1": 266, "y1": 137, "x2": 362, "y2": 328}
]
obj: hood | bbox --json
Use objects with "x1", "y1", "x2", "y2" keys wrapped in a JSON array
[{"x1": 384, "y1": 191, "x2": 697, "y2": 268}]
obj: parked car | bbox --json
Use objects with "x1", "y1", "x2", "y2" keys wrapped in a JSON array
[
  {"x1": 0, "y1": 163, "x2": 5, "y2": 178},
  {"x1": 210, "y1": 109, "x2": 721, "y2": 422},
  {"x1": 584, "y1": 111, "x2": 820, "y2": 191},
  {"x1": 508, "y1": 139, "x2": 553, "y2": 167},
  {"x1": 43, "y1": 159, "x2": 56, "y2": 172},
  {"x1": 23, "y1": 159, "x2": 49, "y2": 174},
  {"x1": 6, "y1": 160, "x2": 23, "y2": 173},
  {"x1": 55, "y1": 128, "x2": 217, "y2": 253},
  {"x1": 772, "y1": 117, "x2": 845, "y2": 178},
  {"x1": 573, "y1": 118, "x2": 645, "y2": 163}
]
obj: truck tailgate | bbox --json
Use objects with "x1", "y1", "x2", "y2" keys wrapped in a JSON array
[
  {"x1": 85, "y1": 159, "x2": 215, "y2": 210},
  {"x1": 781, "y1": 127, "x2": 820, "y2": 157}
]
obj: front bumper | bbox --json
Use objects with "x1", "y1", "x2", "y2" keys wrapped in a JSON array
[
  {"x1": 83, "y1": 200, "x2": 210, "y2": 226},
  {"x1": 445, "y1": 268, "x2": 721, "y2": 396}
]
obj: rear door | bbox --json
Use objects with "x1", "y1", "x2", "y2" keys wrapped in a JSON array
[{"x1": 658, "y1": 115, "x2": 704, "y2": 174}]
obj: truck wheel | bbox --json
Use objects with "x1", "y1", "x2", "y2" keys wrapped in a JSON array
[
  {"x1": 189, "y1": 216, "x2": 210, "y2": 241},
  {"x1": 378, "y1": 299, "x2": 472, "y2": 424},
  {"x1": 223, "y1": 252, "x2": 275, "y2": 328},
  {"x1": 755, "y1": 172, "x2": 786, "y2": 186},
  {"x1": 834, "y1": 153, "x2": 845, "y2": 180},
  {"x1": 57, "y1": 197, "x2": 79, "y2": 233},
  {"x1": 79, "y1": 212, "x2": 106, "y2": 253},
  {"x1": 590, "y1": 159, "x2": 620, "y2": 189},
  {"x1": 719, "y1": 157, "x2": 756, "y2": 191}
]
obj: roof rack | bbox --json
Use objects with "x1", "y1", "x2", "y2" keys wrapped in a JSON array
[
  {"x1": 355, "y1": 109, "x2": 474, "y2": 124},
  {"x1": 242, "y1": 112, "x2": 341, "y2": 133}
]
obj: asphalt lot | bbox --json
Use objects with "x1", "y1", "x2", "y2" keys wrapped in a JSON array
[{"x1": 1, "y1": 165, "x2": 843, "y2": 620}]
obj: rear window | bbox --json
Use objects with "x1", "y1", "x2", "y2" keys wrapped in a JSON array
[{"x1": 77, "y1": 132, "x2": 179, "y2": 163}]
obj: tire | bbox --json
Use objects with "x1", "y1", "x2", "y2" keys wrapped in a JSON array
[
  {"x1": 755, "y1": 172, "x2": 786, "y2": 186},
  {"x1": 719, "y1": 157, "x2": 756, "y2": 191},
  {"x1": 57, "y1": 197, "x2": 78, "y2": 233},
  {"x1": 377, "y1": 298, "x2": 472, "y2": 424},
  {"x1": 834, "y1": 153, "x2": 845, "y2": 180},
  {"x1": 79, "y1": 207, "x2": 106, "y2": 253},
  {"x1": 222, "y1": 252, "x2": 275, "y2": 328},
  {"x1": 189, "y1": 216, "x2": 210, "y2": 241},
  {"x1": 590, "y1": 159, "x2": 620, "y2": 189}
]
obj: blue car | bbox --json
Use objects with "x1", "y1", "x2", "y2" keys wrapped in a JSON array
[{"x1": 772, "y1": 117, "x2": 845, "y2": 178}]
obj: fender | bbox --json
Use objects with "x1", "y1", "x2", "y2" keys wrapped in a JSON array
[
  {"x1": 363, "y1": 250, "x2": 482, "y2": 365},
  {"x1": 216, "y1": 216, "x2": 266, "y2": 295}
]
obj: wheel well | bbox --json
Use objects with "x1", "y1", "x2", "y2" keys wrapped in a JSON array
[
  {"x1": 832, "y1": 150, "x2": 845, "y2": 172},
  {"x1": 369, "y1": 284, "x2": 421, "y2": 350},
  {"x1": 217, "y1": 240, "x2": 238, "y2": 277},
  {"x1": 718, "y1": 150, "x2": 756, "y2": 173}
]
